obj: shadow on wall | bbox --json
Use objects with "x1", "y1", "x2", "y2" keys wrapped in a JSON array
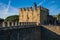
[
  {"x1": 0, "y1": 26, "x2": 41, "y2": 40},
  {"x1": 41, "y1": 26, "x2": 60, "y2": 40}
]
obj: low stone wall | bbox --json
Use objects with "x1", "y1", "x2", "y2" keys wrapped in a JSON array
[
  {"x1": 43, "y1": 25, "x2": 60, "y2": 35},
  {"x1": 41, "y1": 26, "x2": 60, "y2": 40}
]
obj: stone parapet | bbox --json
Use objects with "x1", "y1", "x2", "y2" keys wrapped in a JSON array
[{"x1": 0, "y1": 21, "x2": 37, "y2": 27}]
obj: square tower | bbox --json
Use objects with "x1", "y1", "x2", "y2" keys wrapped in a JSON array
[{"x1": 19, "y1": 3, "x2": 49, "y2": 26}]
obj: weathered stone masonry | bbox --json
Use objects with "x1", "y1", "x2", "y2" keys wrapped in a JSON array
[
  {"x1": 0, "y1": 26, "x2": 41, "y2": 40},
  {"x1": 19, "y1": 3, "x2": 49, "y2": 26}
]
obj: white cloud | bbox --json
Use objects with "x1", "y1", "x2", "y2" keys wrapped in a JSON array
[
  {"x1": 5, "y1": 0, "x2": 11, "y2": 14},
  {"x1": 0, "y1": 2, "x2": 19, "y2": 19},
  {"x1": 37, "y1": 0, "x2": 45, "y2": 6}
]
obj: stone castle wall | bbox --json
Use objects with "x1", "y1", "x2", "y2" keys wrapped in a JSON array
[
  {"x1": 0, "y1": 26, "x2": 41, "y2": 40},
  {"x1": 0, "y1": 25, "x2": 60, "y2": 40},
  {"x1": 19, "y1": 3, "x2": 49, "y2": 26},
  {"x1": 43, "y1": 25, "x2": 60, "y2": 35},
  {"x1": 41, "y1": 26, "x2": 60, "y2": 40}
]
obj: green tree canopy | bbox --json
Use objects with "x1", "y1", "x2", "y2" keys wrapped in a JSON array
[
  {"x1": 5, "y1": 15, "x2": 19, "y2": 22},
  {"x1": 0, "y1": 18, "x2": 4, "y2": 22},
  {"x1": 57, "y1": 13, "x2": 60, "y2": 20}
]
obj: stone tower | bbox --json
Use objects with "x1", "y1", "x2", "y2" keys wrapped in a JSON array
[{"x1": 19, "y1": 3, "x2": 49, "y2": 26}]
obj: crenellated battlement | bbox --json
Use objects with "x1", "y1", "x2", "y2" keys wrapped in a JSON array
[{"x1": 19, "y1": 3, "x2": 49, "y2": 26}]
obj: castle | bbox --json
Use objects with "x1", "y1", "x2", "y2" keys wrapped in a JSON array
[
  {"x1": 0, "y1": 3, "x2": 60, "y2": 40},
  {"x1": 0, "y1": 3, "x2": 49, "y2": 27},
  {"x1": 19, "y1": 3, "x2": 49, "y2": 26}
]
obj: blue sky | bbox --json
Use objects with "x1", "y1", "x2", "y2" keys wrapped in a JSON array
[{"x1": 0, "y1": 0, "x2": 60, "y2": 19}]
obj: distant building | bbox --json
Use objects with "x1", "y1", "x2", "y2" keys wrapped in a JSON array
[
  {"x1": 19, "y1": 3, "x2": 49, "y2": 26},
  {"x1": 47, "y1": 15, "x2": 56, "y2": 25},
  {"x1": 53, "y1": 15, "x2": 58, "y2": 20}
]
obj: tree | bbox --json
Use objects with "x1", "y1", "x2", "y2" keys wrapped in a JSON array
[
  {"x1": 57, "y1": 13, "x2": 60, "y2": 20},
  {"x1": 0, "y1": 18, "x2": 4, "y2": 22},
  {"x1": 5, "y1": 15, "x2": 19, "y2": 22}
]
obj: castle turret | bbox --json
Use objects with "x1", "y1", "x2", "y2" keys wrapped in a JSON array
[
  {"x1": 29, "y1": 7, "x2": 32, "y2": 11},
  {"x1": 25, "y1": 8, "x2": 29, "y2": 22},
  {"x1": 34, "y1": 2, "x2": 37, "y2": 10},
  {"x1": 28, "y1": 7, "x2": 33, "y2": 22},
  {"x1": 37, "y1": 6, "x2": 41, "y2": 25},
  {"x1": 19, "y1": 8, "x2": 23, "y2": 22}
]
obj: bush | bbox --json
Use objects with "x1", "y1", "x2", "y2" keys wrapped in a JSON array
[{"x1": 57, "y1": 13, "x2": 60, "y2": 20}]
